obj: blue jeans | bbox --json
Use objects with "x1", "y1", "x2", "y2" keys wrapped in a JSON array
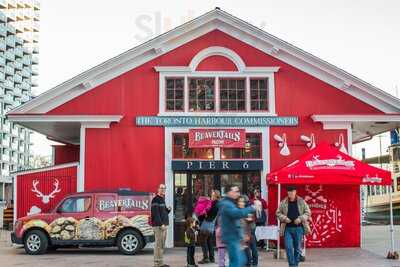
[
  {"x1": 226, "y1": 240, "x2": 246, "y2": 267},
  {"x1": 284, "y1": 227, "x2": 304, "y2": 267},
  {"x1": 244, "y1": 235, "x2": 258, "y2": 266}
]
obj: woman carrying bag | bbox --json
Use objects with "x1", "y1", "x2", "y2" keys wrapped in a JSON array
[{"x1": 198, "y1": 190, "x2": 221, "y2": 264}]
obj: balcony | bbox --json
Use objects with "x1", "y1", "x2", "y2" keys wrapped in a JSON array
[
  {"x1": 31, "y1": 65, "x2": 38, "y2": 76},
  {"x1": 0, "y1": 12, "x2": 6, "y2": 23},
  {"x1": 14, "y1": 60, "x2": 22, "y2": 70},
  {"x1": 31, "y1": 78, "x2": 37, "y2": 87},
  {"x1": 0, "y1": 0, "x2": 7, "y2": 8},
  {"x1": 21, "y1": 68, "x2": 29, "y2": 78},
  {"x1": 15, "y1": 36, "x2": 23, "y2": 46},
  {"x1": 14, "y1": 73, "x2": 22, "y2": 84},
  {"x1": 34, "y1": 10, "x2": 39, "y2": 21},
  {"x1": 16, "y1": 0, "x2": 24, "y2": 8},
  {"x1": 0, "y1": 71, "x2": 4, "y2": 80},
  {"x1": 32, "y1": 46, "x2": 38, "y2": 54},
  {"x1": 6, "y1": 23, "x2": 15, "y2": 35},
  {"x1": 32, "y1": 21, "x2": 39, "y2": 32},
  {"x1": 32, "y1": 55, "x2": 38, "y2": 64},
  {"x1": 32, "y1": 33, "x2": 38, "y2": 43},
  {"x1": 0, "y1": 26, "x2": 6, "y2": 37},
  {"x1": 14, "y1": 46, "x2": 22, "y2": 57},
  {"x1": 0, "y1": 54, "x2": 5, "y2": 65},
  {"x1": 7, "y1": 0, "x2": 16, "y2": 8},
  {"x1": 6, "y1": 12, "x2": 16, "y2": 23},
  {"x1": 20, "y1": 81, "x2": 29, "y2": 90},
  {"x1": 22, "y1": 56, "x2": 30, "y2": 65},
  {"x1": 0, "y1": 41, "x2": 5, "y2": 51},
  {"x1": 3, "y1": 93, "x2": 13, "y2": 103},
  {"x1": 5, "y1": 36, "x2": 15, "y2": 48},
  {"x1": 4, "y1": 65, "x2": 13, "y2": 75},
  {"x1": 21, "y1": 93, "x2": 29, "y2": 103}
]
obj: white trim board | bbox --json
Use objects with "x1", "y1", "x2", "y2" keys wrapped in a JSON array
[
  {"x1": 11, "y1": 162, "x2": 79, "y2": 176},
  {"x1": 6, "y1": 9, "x2": 400, "y2": 115},
  {"x1": 164, "y1": 126, "x2": 270, "y2": 247}
]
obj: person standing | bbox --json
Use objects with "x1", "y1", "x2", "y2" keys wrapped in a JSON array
[
  {"x1": 219, "y1": 185, "x2": 261, "y2": 267},
  {"x1": 198, "y1": 190, "x2": 221, "y2": 264},
  {"x1": 239, "y1": 196, "x2": 258, "y2": 267},
  {"x1": 184, "y1": 217, "x2": 199, "y2": 267},
  {"x1": 276, "y1": 186, "x2": 311, "y2": 267},
  {"x1": 151, "y1": 184, "x2": 171, "y2": 267},
  {"x1": 250, "y1": 189, "x2": 268, "y2": 249}
]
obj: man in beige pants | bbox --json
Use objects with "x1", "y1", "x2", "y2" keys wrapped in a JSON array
[{"x1": 151, "y1": 184, "x2": 170, "y2": 267}]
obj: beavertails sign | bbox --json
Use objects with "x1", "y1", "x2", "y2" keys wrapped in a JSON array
[{"x1": 189, "y1": 129, "x2": 246, "y2": 148}]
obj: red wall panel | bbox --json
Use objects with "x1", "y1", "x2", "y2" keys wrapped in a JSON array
[
  {"x1": 43, "y1": 29, "x2": 383, "y2": 196},
  {"x1": 53, "y1": 145, "x2": 80, "y2": 165},
  {"x1": 268, "y1": 184, "x2": 360, "y2": 248},
  {"x1": 16, "y1": 166, "x2": 77, "y2": 219}
]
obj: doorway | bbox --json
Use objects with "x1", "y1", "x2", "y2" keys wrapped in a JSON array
[{"x1": 173, "y1": 171, "x2": 260, "y2": 246}]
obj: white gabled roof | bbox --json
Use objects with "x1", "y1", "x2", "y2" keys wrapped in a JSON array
[{"x1": 8, "y1": 8, "x2": 400, "y2": 114}]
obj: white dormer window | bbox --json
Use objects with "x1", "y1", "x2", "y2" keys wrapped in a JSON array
[{"x1": 156, "y1": 46, "x2": 279, "y2": 116}]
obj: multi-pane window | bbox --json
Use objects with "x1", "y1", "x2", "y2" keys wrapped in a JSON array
[
  {"x1": 173, "y1": 133, "x2": 214, "y2": 159},
  {"x1": 189, "y1": 78, "x2": 215, "y2": 111},
  {"x1": 221, "y1": 133, "x2": 261, "y2": 159},
  {"x1": 250, "y1": 78, "x2": 268, "y2": 111},
  {"x1": 166, "y1": 78, "x2": 184, "y2": 111},
  {"x1": 219, "y1": 78, "x2": 246, "y2": 111}
]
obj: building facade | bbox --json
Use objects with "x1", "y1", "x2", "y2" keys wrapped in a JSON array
[
  {"x1": 8, "y1": 9, "x2": 400, "y2": 247},
  {"x1": 0, "y1": 0, "x2": 39, "y2": 203}
]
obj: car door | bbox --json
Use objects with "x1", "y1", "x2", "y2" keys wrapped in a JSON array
[{"x1": 53, "y1": 194, "x2": 94, "y2": 240}]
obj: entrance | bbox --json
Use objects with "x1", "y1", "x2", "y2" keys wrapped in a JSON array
[{"x1": 173, "y1": 171, "x2": 261, "y2": 246}]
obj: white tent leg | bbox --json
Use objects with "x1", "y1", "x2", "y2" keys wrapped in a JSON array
[
  {"x1": 277, "y1": 183, "x2": 281, "y2": 259},
  {"x1": 389, "y1": 185, "x2": 395, "y2": 253}
]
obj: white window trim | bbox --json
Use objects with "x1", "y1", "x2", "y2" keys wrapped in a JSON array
[
  {"x1": 163, "y1": 126, "x2": 269, "y2": 248},
  {"x1": 156, "y1": 46, "x2": 279, "y2": 117},
  {"x1": 157, "y1": 71, "x2": 278, "y2": 116}
]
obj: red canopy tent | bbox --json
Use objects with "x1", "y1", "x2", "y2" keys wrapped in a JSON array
[{"x1": 267, "y1": 142, "x2": 394, "y2": 257}]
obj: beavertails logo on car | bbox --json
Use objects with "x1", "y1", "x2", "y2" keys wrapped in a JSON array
[
  {"x1": 305, "y1": 155, "x2": 355, "y2": 170},
  {"x1": 98, "y1": 197, "x2": 150, "y2": 211},
  {"x1": 189, "y1": 129, "x2": 246, "y2": 148}
]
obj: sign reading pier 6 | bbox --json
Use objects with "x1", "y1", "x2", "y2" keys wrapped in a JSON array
[{"x1": 135, "y1": 116, "x2": 299, "y2": 127}]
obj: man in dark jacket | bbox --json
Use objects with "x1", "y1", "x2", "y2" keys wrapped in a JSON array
[
  {"x1": 219, "y1": 185, "x2": 262, "y2": 267},
  {"x1": 151, "y1": 184, "x2": 171, "y2": 267}
]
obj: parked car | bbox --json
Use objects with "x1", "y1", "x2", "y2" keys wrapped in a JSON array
[{"x1": 11, "y1": 189, "x2": 155, "y2": 255}]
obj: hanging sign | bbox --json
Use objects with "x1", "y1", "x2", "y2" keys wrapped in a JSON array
[{"x1": 189, "y1": 129, "x2": 245, "y2": 148}]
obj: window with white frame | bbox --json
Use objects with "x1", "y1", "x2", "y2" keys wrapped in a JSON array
[
  {"x1": 250, "y1": 78, "x2": 269, "y2": 111},
  {"x1": 188, "y1": 78, "x2": 215, "y2": 111},
  {"x1": 165, "y1": 78, "x2": 184, "y2": 111},
  {"x1": 219, "y1": 78, "x2": 246, "y2": 111},
  {"x1": 161, "y1": 74, "x2": 275, "y2": 114}
]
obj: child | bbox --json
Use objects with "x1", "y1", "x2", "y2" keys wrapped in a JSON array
[
  {"x1": 185, "y1": 217, "x2": 199, "y2": 267},
  {"x1": 238, "y1": 195, "x2": 258, "y2": 267},
  {"x1": 215, "y1": 216, "x2": 226, "y2": 267}
]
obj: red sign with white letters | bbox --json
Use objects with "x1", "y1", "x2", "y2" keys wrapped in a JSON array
[{"x1": 188, "y1": 129, "x2": 246, "y2": 148}]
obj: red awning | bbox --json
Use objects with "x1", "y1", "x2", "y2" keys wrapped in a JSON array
[{"x1": 267, "y1": 142, "x2": 392, "y2": 185}]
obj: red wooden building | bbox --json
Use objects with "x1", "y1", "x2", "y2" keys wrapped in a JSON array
[{"x1": 8, "y1": 9, "x2": 400, "y2": 247}]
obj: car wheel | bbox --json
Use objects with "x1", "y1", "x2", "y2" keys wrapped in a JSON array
[
  {"x1": 117, "y1": 229, "x2": 143, "y2": 255},
  {"x1": 24, "y1": 230, "x2": 48, "y2": 255}
]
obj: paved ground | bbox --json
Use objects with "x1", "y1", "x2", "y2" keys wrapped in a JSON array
[{"x1": 0, "y1": 226, "x2": 399, "y2": 267}]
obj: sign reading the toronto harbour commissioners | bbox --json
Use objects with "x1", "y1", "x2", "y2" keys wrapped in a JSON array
[{"x1": 136, "y1": 116, "x2": 298, "y2": 127}]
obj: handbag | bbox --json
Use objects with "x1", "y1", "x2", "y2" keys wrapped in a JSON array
[{"x1": 200, "y1": 219, "x2": 216, "y2": 234}]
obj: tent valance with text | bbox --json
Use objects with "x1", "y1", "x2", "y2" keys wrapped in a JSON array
[{"x1": 267, "y1": 142, "x2": 392, "y2": 185}]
